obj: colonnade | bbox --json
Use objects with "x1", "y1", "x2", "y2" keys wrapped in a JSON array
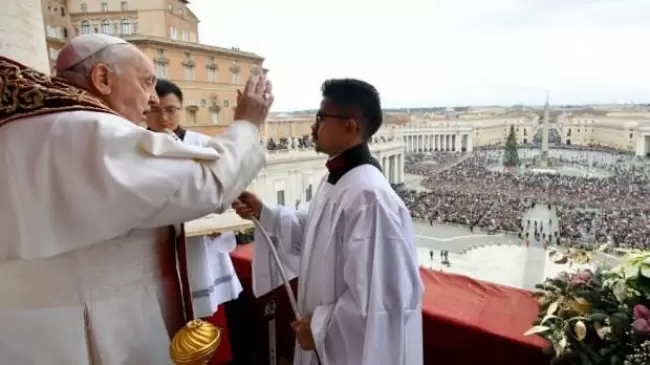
[
  {"x1": 379, "y1": 153, "x2": 404, "y2": 185},
  {"x1": 403, "y1": 133, "x2": 473, "y2": 153}
]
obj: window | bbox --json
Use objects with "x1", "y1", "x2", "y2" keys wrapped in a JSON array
[
  {"x1": 170, "y1": 27, "x2": 177, "y2": 39},
  {"x1": 101, "y1": 2, "x2": 108, "y2": 11},
  {"x1": 48, "y1": 47, "x2": 59, "y2": 60},
  {"x1": 46, "y1": 25, "x2": 57, "y2": 38},
  {"x1": 183, "y1": 65, "x2": 194, "y2": 80},
  {"x1": 306, "y1": 185, "x2": 313, "y2": 202},
  {"x1": 155, "y1": 62, "x2": 167, "y2": 78},
  {"x1": 101, "y1": 20, "x2": 110, "y2": 34},
  {"x1": 120, "y1": 1, "x2": 128, "y2": 11},
  {"x1": 120, "y1": 19, "x2": 131, "y2": 35},
  {"x1": 276, "y1": 190, "x2": 285, "y2": 206},
  {"x1": 60, "y1": 7, "x2": 66, "y2": 16},
  {"x1": 211, "y1": 111, "x2": 219, "y2": 124},
  {"x1": 231, "y1": 71, "x2": 239, "y2": 84},
  {"x1": 207, "y1": 68, "x2": 217, "y2": 82},
  {"x1": 186, "y1": 110, "x2": 197, "y2": 124},
  {"x1": 181, "y1": 30, "x2": 189, "y2": 42},
  {"x1": 63, "y1": 27, "x2": 68, "y2": 38},
  {"x1": 168, "y1": 3, "x2": 173, "y2": 11},
  {"x1": 80, "y1": 3, "x2": 87, "y2": 12},
  {"x1": 81, "y1": 21, "x2": 90, "y2": 34}
]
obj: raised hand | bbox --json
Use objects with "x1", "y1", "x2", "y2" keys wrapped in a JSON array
[{"x1": 233, "y1": 75, "x2": 274, "y2": 128}]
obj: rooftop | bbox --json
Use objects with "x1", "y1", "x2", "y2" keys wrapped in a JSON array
[{"x1": 125, "y1": 35, "x2": 264, "y2": 61}]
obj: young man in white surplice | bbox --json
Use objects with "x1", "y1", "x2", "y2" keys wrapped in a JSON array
[
  {"x1": 233, "y1": 79, "x2": 424, "y2": 365},
  {"x1": 146, "y1": 79, "x2": 243, "y2": 317}
]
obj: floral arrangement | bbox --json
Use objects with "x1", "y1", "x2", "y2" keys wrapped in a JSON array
[{"x1": 526, "y1": 249, "x2": 650, "y2": 364}]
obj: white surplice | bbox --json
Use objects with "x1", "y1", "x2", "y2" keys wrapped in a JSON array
[
  {"x1": 0, "y1": 111, "x2": 265, "y2": 365},
  {"x1": 182, "y1": 130, "x2": 243, "y2": 318},
  {"x1": 253, "y1": 164, "x2": 424, "y2": 365}
]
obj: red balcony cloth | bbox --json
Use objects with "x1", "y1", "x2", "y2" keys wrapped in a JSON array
[{"x1": 230, "y1": 244, "x2": 549, "y2": 365}]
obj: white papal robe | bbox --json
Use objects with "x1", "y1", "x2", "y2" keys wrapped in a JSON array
[
  {"x1": 252, "y1": 164, "x2": 424, "y2": 365},
  {"x1": 0, "y1": 111, "x2": 265, "y2": 364},
  {"x1": 182, "y1": 130, "x2": 243, "y2": 318}
]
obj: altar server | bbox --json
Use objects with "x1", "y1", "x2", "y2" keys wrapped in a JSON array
[
  {"x1": 146, "y1": 79, "x2": 244, "y2": 363},
  {"x1": 233, "y1": 79, "x2": 423, "y2": 365},
  {"x1": 0, "y1": 34, "x2": 272, "y2": 365}
]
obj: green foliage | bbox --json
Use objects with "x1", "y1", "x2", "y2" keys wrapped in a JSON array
[
  {"x1": 502, "y1": 125, "x2": 520, "y2": 167},
  {"x1": 234, "y1": 228, "x2": 254, "y2": 244},
  {"x1": 526, "y1": 250, "x2": 650, "y2": 365}
]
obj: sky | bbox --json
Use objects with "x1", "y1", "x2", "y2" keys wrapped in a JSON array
[{"x1": 188, "y1": 0, "x2": 650, "y2": 111}]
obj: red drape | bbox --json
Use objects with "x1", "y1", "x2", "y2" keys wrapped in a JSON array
[{"x1": 229, "y1": 244, "x2": 549, "y2": 365}]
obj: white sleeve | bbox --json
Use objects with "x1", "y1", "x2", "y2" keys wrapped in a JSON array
[
  {"x1": 252, "y1": 203, "x2": 308, "y2": 297},
  {"x1": 137, "y1": 121, "x2": 267, "y2": 227},
  {"x1": 17, "y1": 112, "x2": 265, "y2": 258}
]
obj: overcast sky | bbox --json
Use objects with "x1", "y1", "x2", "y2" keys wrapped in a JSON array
[{"x1": 188, "y1": 0, "x2": 650, "y2": 111}]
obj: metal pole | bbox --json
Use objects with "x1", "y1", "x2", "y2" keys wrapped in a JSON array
[
  {"x1": 251, "y1": 217, "x2": 323, "y2": 365},
  {"x1": 266, "y1": 237, "x2": 278, "y2": 365}
]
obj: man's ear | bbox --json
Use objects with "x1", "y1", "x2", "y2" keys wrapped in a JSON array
[{"x1": 89, "y1": 63, "x2": 112, "y2": 96}]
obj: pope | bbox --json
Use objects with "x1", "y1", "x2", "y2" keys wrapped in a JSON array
[{"x1": 0, "y1": 34, "x2": 272, "y2": 364}]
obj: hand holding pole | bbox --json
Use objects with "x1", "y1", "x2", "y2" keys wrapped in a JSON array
[{"x1": 250, "y1": 216, "x2": 323, "y2": 364}]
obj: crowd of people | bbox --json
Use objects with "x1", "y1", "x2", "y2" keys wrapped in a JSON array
[
  {"x1": 266, "y1": 136, "x2": 314, "y2": 150},
  {"x1": 266, "y1": 134, "x2": 395, "y2": 151},
  {"x1": 397, "y1": 146, "x2": 650, "y2": 249}
]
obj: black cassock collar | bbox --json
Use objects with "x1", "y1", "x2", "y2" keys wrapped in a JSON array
[{"x1": 325, "y1": 143, "x2": 383, "y2": 185}]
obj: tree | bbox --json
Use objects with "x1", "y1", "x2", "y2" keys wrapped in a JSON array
[{"x1": 503, "y1": 125, "x2": 520, "y2": 167}]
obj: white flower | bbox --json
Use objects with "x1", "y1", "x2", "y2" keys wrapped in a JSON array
[{"x1": 612, "y1": 280, "x2": 629, "y2": 302}]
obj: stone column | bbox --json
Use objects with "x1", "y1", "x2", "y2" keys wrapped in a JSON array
[
  {"x1": 467, "y1": 134, "x2": 473, "y2": 152},
  {"x1": 636, "y1": 135, "x2": 645, "y2": 157},
  {"x1": 0, "y1": 0, "x2": 50, "y2": 74},
  {"x1": 397, "y1": 153, "x2": 404, "y2": 184}
]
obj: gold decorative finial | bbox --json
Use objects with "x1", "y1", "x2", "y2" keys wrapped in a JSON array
[{"x1": 170, "y1": 319, "x2": 221, "y2": 365}]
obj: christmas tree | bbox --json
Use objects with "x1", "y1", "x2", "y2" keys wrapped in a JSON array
[{"x1": 502, "y1": 125, "x2": 520, "y2": 167}]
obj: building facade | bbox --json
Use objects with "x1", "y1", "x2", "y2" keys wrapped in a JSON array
[
  {"x1": 250, "y1": 140, "x2": 405, "y2": 208},
  {"x1": 399, "y1": 110, "x2": 650, "y2": 156},
  {"x1": 129, "y1": 36, "x2": 263, "y2": 135}
]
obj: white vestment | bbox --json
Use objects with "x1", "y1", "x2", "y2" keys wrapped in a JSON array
[
  {"x1": 253, "y1": 165, "x2": 424, "y2": 365},
  {"x1": 182, "y1": 130, "x2": 243, "y2": 318},
  {"x1": 0, "y1": 111, "x2": 265, "y2": 365}
]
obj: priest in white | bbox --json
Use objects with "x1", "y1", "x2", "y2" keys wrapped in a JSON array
[
  {"x1": 233, "y1": 79, "x2": 423, "y2": 365},
  {"x1": 0, "y1": 34, "x2": 272, "y2": 365},
  {"x1": 145, "y1": 78, "x2": 243, "y2": 318}
]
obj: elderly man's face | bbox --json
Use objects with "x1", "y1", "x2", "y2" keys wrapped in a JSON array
[{"x1": 90, "y1": 45, "x2": 158, "y2": 124}]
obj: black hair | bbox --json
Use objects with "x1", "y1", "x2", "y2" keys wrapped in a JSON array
[
  {"x1": 321, "y1": 78, "x2": 382, "y2": 140},
  {"x1": 155, "y1": 78, "x2": 183, "y2": 104}
]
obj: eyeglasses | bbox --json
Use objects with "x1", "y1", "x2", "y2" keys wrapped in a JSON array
[
  {"x1": 149, "y1": 106, "x2": 181, "y2": 115},
  {"x1": 315, "y1": 112, "x2": 351, "y2": 124}
]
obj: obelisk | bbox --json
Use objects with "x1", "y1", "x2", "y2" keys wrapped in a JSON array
[
  {"x1": 539, "y1": 92, "x2": 550, "y2": 167},
  {"x1": 0, "y1": 0, "x2": 50, "y2": 75}
]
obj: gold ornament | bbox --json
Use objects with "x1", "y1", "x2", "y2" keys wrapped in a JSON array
[{"x1": 170, "y1": 319, "x2": 221, "y2": 365}]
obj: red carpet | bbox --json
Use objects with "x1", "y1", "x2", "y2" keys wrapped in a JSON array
[{"x1": 230, "y1": 244, "x2": 549, "y2": 365}]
